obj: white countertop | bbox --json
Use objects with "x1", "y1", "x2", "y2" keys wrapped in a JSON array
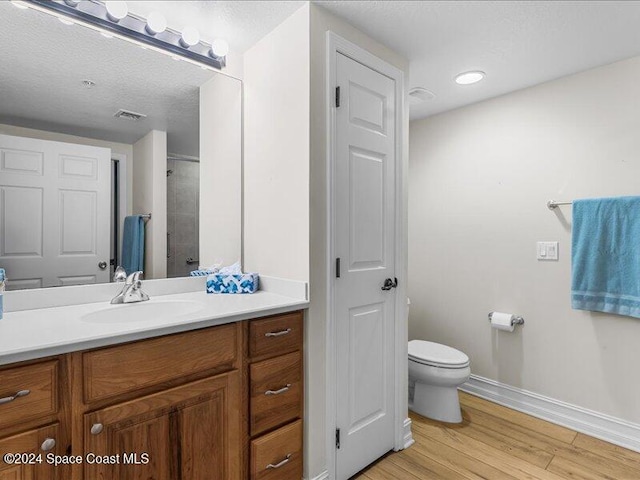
[{"x1": 0, "y1": 289, "x2": 308, "y2": 366}]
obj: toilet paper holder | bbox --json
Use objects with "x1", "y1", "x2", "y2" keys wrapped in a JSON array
[{"x1": 488, "y1": 312, "x2": 525, "y2": 327}]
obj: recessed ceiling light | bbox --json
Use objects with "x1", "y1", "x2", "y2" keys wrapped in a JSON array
[
  {"x1": 11, "y1": 1, "x2": 28, "y2": 9},
  {"x1": 455, "y1": 71, "x2": 485, "y2": 85},
  {"x1": 409, "y1": 87, "x2": 436, "y2": 105}
]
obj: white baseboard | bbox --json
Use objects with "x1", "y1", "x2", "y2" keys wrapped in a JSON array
[
  {"x1": 305, "y1": 470, "x2": 329, "y2": 480},
  {"x1": 460, "y1": 374, "x2": 640, "y2": 453},
  {"x1": 402, "y1": 417, "x2": 415, "y2": 449}
]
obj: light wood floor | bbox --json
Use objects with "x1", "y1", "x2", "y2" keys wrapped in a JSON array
[{"x1": 353, "y1": 392, "x2": 640, "y2": 480}]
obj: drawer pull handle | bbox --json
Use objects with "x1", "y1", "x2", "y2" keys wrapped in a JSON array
[
  {"x1": 265, "y1": 328, "x2": 292, "y2": 337},
  {"x1": 265, "y1": 384, "x2": 292, "y2": 396},
  {"x1": 41, "y1": 438, "x2": 56, "y2": 452},
  {"x1": 90, "y1": 423, "x2": 104, "y2": 435},
  {"x1": 0, "y1": 389, "x2": 30, "y2": 405},
  {"x1": 267, "y1": 453, "x2": 292, "y2": 470}
]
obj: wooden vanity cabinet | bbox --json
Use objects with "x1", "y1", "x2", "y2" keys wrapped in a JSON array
[
  {"x1": 0, "y1": 358, "x2": 66, "y2": 480},
  {"x1": 0, "y1": 309, "x2": 304, "y2": 480},
  {"x1": 84, "y1": 372, "x2": 241, "y2": 480},
  {"x1": 0, "y1": 424, "x2": 60, "y2": 480},
  {"x1": 248, "y1": 311, "x2": 304, "y2": 480}
]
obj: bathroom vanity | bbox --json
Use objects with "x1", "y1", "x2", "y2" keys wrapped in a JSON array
[{"x1": 0, "y1": 286, "x2": 306, "y2": 480}]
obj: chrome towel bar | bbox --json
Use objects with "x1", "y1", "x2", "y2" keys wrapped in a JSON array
[{"x1": 547, "y1": 200, "x2": 572, "y2": 210}]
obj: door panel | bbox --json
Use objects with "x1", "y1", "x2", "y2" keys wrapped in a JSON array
[
  {"x1": 0, "y1": 134, "x2": 110, "y2": 288},
  {"x1": 84, "y1": 372, "x2": 241, "y2": 480},
  {"x1": 348, "y1": 303, "x2": 386, "y2": 432},
  {"x1": 335, "y1": 52, "x2": 397, "y2": 479},
  {"x1": 0, "y1": 424, "x2": 60, "y2": 480},
  {"x1": 0, "y1": 186, "x2": 43, "y2": 257},
  {"x1": 349, "y1": 147, "x2": 385, "y2": 269}
]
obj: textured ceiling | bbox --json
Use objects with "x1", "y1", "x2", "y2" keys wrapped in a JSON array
[
  {"x1": 6, "y1": 0, "x2": 639, "y2": 138},
  {"x1": 0, "y1": 2, "x2": 221, "y2": 157},
  {"x1": 0, "y1": 1, "x2": 303, "y2": 155},
  {"x1": 316, "y1": 1, "x2": 640, "y2": 119}
]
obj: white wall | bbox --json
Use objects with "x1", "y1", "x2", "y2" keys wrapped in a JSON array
[
  {"x1": 243, "y1": 4, "x2": 310, "y2": 282},
  {"x1": 308, "y1": 5, "x2": 410, "y2": 479},
  {"x1": 133, "y1": 130, "x2": 167, "y2": 279},
  {"x1": 199, "y1": 74, "x2": 242, "y2": 267},
  {"x1": 0, "y1": 124, "x2": 134, "y2": 215},
  {"x1": 409, "y1": 55, "x2": 640, "y2": 425}
]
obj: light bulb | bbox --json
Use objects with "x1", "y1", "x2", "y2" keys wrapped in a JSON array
[
  {"x1": 210, "y1": 38, "x2": 229, "y2": 58},
  {"x1": 11, "y1": 1, "x2": 29, "y2": 9},
  {"x1": 58, "y1": 16, "x2": 75, "y2": 26},
  {"x1": 145, "y1": 12, "x2": 167, "y2": 35},
  {"x1": 180, "y1": 26, "x2": 200, "y2": 47},
  {"x1": 105, "y1": 1, "x2": 128, "y2": 22}
]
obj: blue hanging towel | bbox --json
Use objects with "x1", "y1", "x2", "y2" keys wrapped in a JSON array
[
  {"x1": 571, "y1": 196, "x2": 640, "y2": 318},
  {"x1": 122, "y1": 215, "x2": 145, "y2": 275}
]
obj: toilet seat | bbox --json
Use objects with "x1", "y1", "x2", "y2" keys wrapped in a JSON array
[{"x1": 408, "y1": 340, "x2": 469, "y2": 369}]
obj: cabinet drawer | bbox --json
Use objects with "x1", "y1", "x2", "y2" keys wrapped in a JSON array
[
  {"x1": 0, "y1": 360, "x2": 58, "y2": 431},
  {"x1": 250, "y1": 420, "x2": 302, "y2": 480},
  {"x1": 250, "y1": 351, "x2": 302, "y2": 436},
  {"x1": 0, "y1": 423, "x2": 60, "y2": 480},
  {"x1": 83, "y1": 323, "x2": 238, "y2": 403},
  {"x1": 249, "y1": 311, "x2": 302, "y2": 359}
]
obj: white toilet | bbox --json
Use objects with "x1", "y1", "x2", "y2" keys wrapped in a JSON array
[{"x1": 408, "y1": 340, "x2": 470, "y2": 423}]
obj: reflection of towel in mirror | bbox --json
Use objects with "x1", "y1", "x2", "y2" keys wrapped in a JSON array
[
  {"x1": 571, "y1": 196, "x2": 640, "y2": 318},
  {"x1": 122, "y1": 215, "x2": 145, "y2": 275}
]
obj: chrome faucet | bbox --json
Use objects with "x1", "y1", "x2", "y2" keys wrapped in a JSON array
[{"x1": 111, "y1": 269, "x2": 150, "y2": 304}]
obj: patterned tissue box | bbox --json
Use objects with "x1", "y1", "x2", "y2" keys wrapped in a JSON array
[{"x1": 206, "y1": 273, "x2": 259, "y2": 294}]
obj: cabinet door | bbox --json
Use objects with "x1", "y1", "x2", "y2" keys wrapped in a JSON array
[
  {"x1": 0, "y1": 424, "x2": 59, "y2": 480},
  {"x1": 84, "y1": 371, "x2": 241, "y2": 480}
]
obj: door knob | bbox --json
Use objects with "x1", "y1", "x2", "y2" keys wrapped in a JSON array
[
  {"x1": 98, "y1": 261, "x2": 108, "y2": 270},
  {"x1": 381, "y1": 277, "x2": 398, "y2": 291}
]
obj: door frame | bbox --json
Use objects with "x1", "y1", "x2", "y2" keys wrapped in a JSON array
[
  {"x1": 111, "y1": 152, "x2": 128, "y2": 269},
  {"x1": 325, "y1": 31, "x2": 411, "y2": 479}
]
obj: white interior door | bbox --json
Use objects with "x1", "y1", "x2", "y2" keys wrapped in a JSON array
[
  {"x1": 0, "y1": 134, "x2": 111, "y2": 289},
  {"x1": 334, "y1": 52, "x2": 397, "y2": 479}
]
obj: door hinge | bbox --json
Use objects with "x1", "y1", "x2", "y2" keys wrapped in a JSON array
[
  {"x1": 335, "y1": 428, "x2": 341, "y2": 449},
  {"x1": 335, "y1": 86, "x2": 341, "y2": 108},
  {"x1": 336, "y1": 257, "x2": 341, "y2": 278}
]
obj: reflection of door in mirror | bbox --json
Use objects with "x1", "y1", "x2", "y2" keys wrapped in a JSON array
[
  {"x1": 167, "y1": 156, "x2": 200, "y2": 278},
  {"x1": 0, "y1": 134, "x2": 111, "y2": 289}
]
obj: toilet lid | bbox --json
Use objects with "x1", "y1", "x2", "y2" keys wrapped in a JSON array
[{"x1": 408, "y1": 340, "x2": 469, "y2": 368}]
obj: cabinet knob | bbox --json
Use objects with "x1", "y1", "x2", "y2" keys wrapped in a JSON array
[
  {"x1": 90, "y1": 423, "x2": 104, "y2": 435},
  {"x1": 40, "y1": 438, "x2": 56, "y2": 452}
]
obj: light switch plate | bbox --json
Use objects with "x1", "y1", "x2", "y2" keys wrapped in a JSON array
[{"x1": 537, "y1": 241, "x2": 559, "y2": 261}]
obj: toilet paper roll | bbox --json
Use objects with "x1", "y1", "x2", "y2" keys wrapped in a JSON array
[{"x1": 490, "y1": 312, "x2": 515, "y2": 332}]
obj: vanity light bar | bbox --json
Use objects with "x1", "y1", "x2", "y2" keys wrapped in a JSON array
[{"x1": 22, "y1": 0, "x2": 226, "y2": 70}]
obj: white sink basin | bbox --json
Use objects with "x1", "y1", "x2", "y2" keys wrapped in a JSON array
[{"x1": 81, "y1": 300, "x2": 205, "y2": 324}]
